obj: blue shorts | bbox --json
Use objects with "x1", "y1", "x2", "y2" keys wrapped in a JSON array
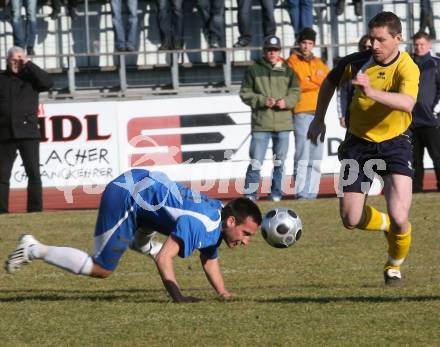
[
  {"x1": 92, "y1": 182, "x2": 136, "y2": 271},
  {"x1": 338, "y1": 132, "x2": 414, "y2": 193}
]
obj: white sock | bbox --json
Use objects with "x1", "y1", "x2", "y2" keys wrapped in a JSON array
[{"x1": 42, "y1": 246, "x2": 93, "y2": 275}]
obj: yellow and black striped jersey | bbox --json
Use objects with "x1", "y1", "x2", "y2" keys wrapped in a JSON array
[{"x1": 328, "y1": 50, "x2": 419, "y2": 142}]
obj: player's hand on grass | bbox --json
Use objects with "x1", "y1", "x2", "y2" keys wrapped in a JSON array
[{"x1": 218, "y1": 291, "x2": 235, "y2": 301}]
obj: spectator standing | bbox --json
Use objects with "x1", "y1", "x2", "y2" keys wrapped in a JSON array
[
  {"x1": 419, "y1": 0, "x2": 436, "y2": 39},
  {"x1": 336, "y1": 0, "x2": 362, "y2": 16},
  {"x1": 10, "y1": 0, "x2": 37, "y2": 55},
  {"x1": 233, "y1": 0, "x2": 276, "y2": 48},
  {"x1": 286, "y1": 0, "x2": 313, "y2": 40},
  {"x1": 110, "y1": 0, "x2": 139, "y2": 51},
  {"x1": 0, "y1": 47, "x2": 53, "y2": 213},
  {"x1": 157, "y1": 0, "x2": 184, "y2": 50},
  {"x1": 336, "y1": 0, "x2": 382, "y2": 23},
  {"x1": 50, "y1": 0, "x2": 79, "y2": 20},
  {"x1": 287, "y1": 27, "x2": 329, "y2": 199},
  {"x1": 411, "y1": 32, "x2": 440, "y2": 192},
  {"x1": 240, "y1": 36, "x2": 300, "y2": 201},
  {"x1": 197, "y1": 0, "x2": 225, "y2": 48},
  {"x1": 337, "y1": 34, "x2": 371, "y2": 128}
]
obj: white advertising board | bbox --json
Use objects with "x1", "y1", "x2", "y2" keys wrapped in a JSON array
[
  {"x1": 11, "y1": 102, "x2": 120, "y2": 189},
  {"x1": 115, "y1": 95, "x2": 346, "y2": 182},
  {"x1": 10, "y1": 94, "x2": 433, "y2": 193}
]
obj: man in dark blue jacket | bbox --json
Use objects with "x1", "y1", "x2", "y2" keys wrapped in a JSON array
[
  {"x1": 411, "y1": 32, "x2": 440, "y2": 192},
  {"x1": 0, "y1": 46, "x2": 53, "y2": 213}
]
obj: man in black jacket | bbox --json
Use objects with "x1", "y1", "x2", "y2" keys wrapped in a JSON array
[
  {"x1": 411, "y1": 32, "x2": 440, "y2": 192},
  {"x1": 0, "y1": 46, "x2": 53, "y2": 213}
]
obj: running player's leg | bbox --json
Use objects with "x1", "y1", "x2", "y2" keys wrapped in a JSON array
[
  {"x1": 338, "y1": 135, "x2": 390, "y2": 233},
  {"x1": 382, "y1": 173, "x2": 412, "y2": 285}
]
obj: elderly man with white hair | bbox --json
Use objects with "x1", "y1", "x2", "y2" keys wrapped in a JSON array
[{"x1": 0, "y1": 46, "x2": 53, "y2": 214}]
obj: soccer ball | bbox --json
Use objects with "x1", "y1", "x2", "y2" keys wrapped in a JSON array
[{"x1": 261, "y1": 207, "x2": 303, "y2": 248}]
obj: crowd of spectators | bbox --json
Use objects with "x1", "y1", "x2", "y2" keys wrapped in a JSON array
[{"x1": 2, "y1": 0, "x2": 436, "y2": 57}]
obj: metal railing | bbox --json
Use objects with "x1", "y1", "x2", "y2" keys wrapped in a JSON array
[{"x1": 0, "y1": 0, "x2": 437, "y2": 100}]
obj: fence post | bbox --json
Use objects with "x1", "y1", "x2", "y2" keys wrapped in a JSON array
[
  {"x1": 171, "y1": 52, "x2": 179, "y2": 90},
  {"x1": 223, "y1": 49, "x2": 231, "y2": 89},
  {"x1": 119, "y1": 53, "x2": 127, "y2": 94},
  {"x1": 68, "y1": 55, "x2": 76, "y2": 95}
]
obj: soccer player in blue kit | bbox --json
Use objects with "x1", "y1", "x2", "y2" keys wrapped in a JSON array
[{"x1": 5, "y1": 169, "x2": 262, "y2": 302}]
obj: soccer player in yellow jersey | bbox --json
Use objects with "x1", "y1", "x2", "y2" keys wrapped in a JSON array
[{"x1": 308, "y1": 11, "x2": 420, "y2": 286}]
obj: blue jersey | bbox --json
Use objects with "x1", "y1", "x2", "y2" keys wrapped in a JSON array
[{"x1": 93, "y1": 169, "x2": 223, "y2": 270}]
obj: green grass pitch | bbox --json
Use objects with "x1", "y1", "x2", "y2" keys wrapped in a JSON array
[{"x1": 1, "y1": 193, "x2": 440, "y2": 346}]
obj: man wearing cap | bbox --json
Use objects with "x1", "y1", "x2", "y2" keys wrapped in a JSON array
[
  {"x1": 287, "y1": 27, "x2": 329, "y2": 199},
  {"x1": 240, "y1": 35, "x2": 300, "y2": 201}
]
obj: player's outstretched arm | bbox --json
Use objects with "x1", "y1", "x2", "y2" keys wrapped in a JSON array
[
  {"x1": 200, "y1": 254, "x2": 233, "y2": 300},
  {"x1": 308, "y1": 78, "x2": 336, "y2": 145},
  {"x1": 155, "y1": 235, "x2": 200, "y2": 303}
]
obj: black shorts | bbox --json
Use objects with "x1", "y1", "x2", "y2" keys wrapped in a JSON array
[{"x1": 338, "y1": 132, "x2": 414, "y2": 193}]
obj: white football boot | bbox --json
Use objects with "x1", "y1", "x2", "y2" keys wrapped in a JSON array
[
  {"x1": 5, "y1": 234, "x2": 40, "y2": 274},
  {"x1": 129, "y1": 228, "x2": 163, "y2": 259},
  {"x1": 145, "y1": 240, "x2": 163, "y2": 260}
]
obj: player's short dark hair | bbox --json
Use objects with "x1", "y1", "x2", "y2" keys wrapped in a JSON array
[
  {"x1": 368, "y1": 11, "x2": 402, "y2": 37},
  {"x1": 222, "y1": 198, "x2": 262, "y2": 226},
  {"x1": 412, "y1": 31, "x2": 432, "y2": 42}
]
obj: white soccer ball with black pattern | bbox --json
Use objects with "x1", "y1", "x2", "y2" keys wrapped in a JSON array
[{"x1": 261, "y1": 207, "x2": 303, "y2": 248}]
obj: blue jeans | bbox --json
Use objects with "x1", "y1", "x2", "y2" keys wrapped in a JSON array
[
  {"x1": 244, "y1": 131, "x2": 290, "y2": 199},
  {"x1": 111, "y1": 0, "x2": 138, "y2": 50},
  {"x1": 197, "y1": 0, "x2": 225, "y2": 45},
  {"x1": 294, "y1": 113, "x2": 324, "y2": 199},
  {"x1": 10, "y1": 0, "x2": 37, "y2": 48},
  {"x1": 236, "y1": 0, "x2": 276, "y2": 41},
  {"x1": 157, "y1": 0, "x2": 184, "y2": 48},
  {"x1": 286, "y1": 0, "x2": 313, "y2": 36}
]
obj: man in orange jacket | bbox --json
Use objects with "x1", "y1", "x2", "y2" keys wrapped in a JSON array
[{"x1": 287, "y1": 27, "x2": 329, "y2": 199}]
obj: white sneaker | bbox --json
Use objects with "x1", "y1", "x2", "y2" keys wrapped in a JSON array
[
  {"x1": 129, "y1": 229, "x2": 162, "y2": 259},
  {"x1": 5, "y1": 234, "x2": 39, "y2": 274},
  {"x1": 147, "y1": 240, "x2": 163, "y2": 260},
  {"x1": 268, "y1": 196, "x2": 281, "y2": 202}
]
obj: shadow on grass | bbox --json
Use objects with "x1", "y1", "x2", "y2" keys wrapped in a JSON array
[
  {"x1": 0, "y1": 288, "x2": 171, "y2": 303},
  {"x1": 2, "y1": 288, "x2": 440, "y2": 305},
  {"x1": 256, "y1": 295, "x2": 440, "y2": 304}
]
